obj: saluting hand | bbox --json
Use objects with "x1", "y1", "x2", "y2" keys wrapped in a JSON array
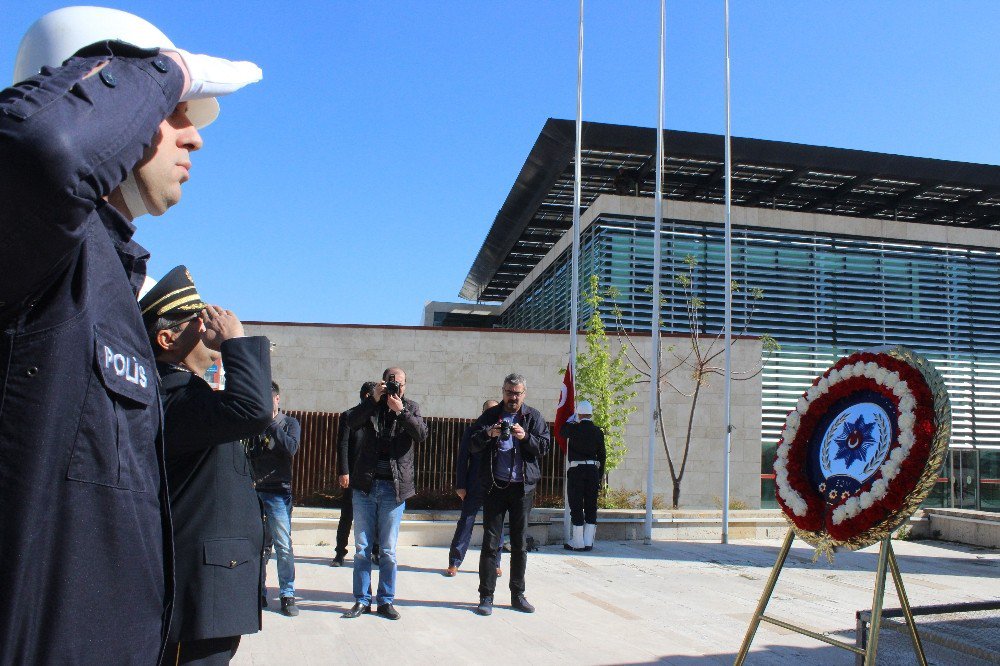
[{"x1": 200, "y1": 305, "x2": 244, "y2": 351}]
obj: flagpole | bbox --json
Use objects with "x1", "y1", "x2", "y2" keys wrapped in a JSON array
[
  {"x1": 566, "y1": 0, "x2": 584, "y2": 544},
  {"x1": 645, "y1": 0, "x2": 665, "y2": 544},
  {"x1": 721, "y1": 0, "x2": 734, "y2": 544}
]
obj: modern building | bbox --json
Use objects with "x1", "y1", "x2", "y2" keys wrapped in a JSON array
[{"x1": 456, "y1": 119, "x2": 1000, "y2": 512}]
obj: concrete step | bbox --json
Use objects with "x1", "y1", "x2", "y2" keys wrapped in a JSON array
[{"x1": 290, "y1": 508, "x2": 930, "y2": 548}]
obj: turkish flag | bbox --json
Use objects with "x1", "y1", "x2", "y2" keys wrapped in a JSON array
[{"x1": 554, "y1": 361, "x2": 575, "y2": 453}]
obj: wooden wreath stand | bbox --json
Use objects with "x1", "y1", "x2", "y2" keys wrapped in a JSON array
[{"x1": 733, "y1": 529, "x2": 926, "y2": 666}]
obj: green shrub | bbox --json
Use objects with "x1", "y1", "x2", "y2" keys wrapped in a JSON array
[{"x1": 598, "y1": 487, "x2": 665, "y2": 510}]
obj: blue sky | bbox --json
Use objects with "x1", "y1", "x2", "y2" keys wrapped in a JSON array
[{"x1": 4, "y1": 2, "x2": 1000, "y2": 325}]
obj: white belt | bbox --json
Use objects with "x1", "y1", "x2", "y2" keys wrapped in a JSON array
[{"x1": 569, "y1": 460, "x2": 599, "y2": 468}]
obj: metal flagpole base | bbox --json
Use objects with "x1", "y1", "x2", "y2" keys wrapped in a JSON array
[{"x1": 734, "y1": 533, "x2": 926, "y2": 666}]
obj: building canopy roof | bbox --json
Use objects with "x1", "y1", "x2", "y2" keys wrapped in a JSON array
[{"x1": 461, "y1": 119, "x2": 1000, "y2": 303}]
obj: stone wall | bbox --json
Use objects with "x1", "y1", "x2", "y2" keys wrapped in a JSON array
[{"x1": 244, "y1": 322, "x2": 763, "y2": 509}]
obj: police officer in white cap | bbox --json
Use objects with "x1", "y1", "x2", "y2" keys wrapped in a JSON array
[
  {"x1": 561, "y1": 400, "x2": 606, "y2": 551},
  {"x1": 0, "y1": 7, "x2": 261, "y2": 664}
]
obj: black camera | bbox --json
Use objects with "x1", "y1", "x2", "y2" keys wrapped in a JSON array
[
  {"x1": 498, "y1": 420, "x2": 512, "y2": 440},
  {"x1": 385, "y1": 374, "x2": 401, "y2": 397}
]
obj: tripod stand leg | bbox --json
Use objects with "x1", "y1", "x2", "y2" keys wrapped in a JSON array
[
  {"x1": 887, "y1": 542, "x2": 927, "y2": 666},
  {"x1": 734, "y1": 529, "x2": 795, "y2": 665},
  {"x1": 862, "y1": 537, "x2": 892, "y2": 666}
]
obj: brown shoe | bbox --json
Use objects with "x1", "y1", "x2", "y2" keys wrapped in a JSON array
[
  {"x1": 445, "y1": 566, "x2": 458, "y2": 577},
  {"x1": 496, "y1": 567, "x2": 503, "y2": 578}
]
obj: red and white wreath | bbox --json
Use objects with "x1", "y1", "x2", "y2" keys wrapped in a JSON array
[{"x1": 773, "y1": 348, "x2": 948, "y2": 548}]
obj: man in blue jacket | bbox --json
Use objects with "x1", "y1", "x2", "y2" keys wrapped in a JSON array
[
  {"x1": 446, "y1": 399, "x2": 501, "y2": 576},
  {"x1": 0, "y1": 7, "x2": 260, "y2": 663}
]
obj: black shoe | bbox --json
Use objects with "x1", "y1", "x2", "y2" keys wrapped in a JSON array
[
  {"x1": 330, "y1": 556, "x2": 345, "y2": 567},
  {"x1": 511, "y1": 594, "x2": 535, "y2": 613},
  {"x1": 280, "y1": 596, "x2": 299, "y2": 617},
  {"x1": 341, "y1": 602, "x2": 371, "y2": 618},
  {"x1": 476, "y1": 596, "x2": 493, "y2": 616},
  {"x1": 376, "y1": 603, "x2": 400, "y2": 620}
]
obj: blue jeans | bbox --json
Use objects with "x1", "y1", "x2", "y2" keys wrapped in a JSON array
[
  {"x1": 258, "y1": 490, "x2": 295, "y2": 597},
  {"x1": 352, "y1": 480, "x2": 404, "y2": 605}
]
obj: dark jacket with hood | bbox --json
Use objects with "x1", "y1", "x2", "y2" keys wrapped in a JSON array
[{"x1": 346, "y1": 396, "x2": 428, "y2": 503}]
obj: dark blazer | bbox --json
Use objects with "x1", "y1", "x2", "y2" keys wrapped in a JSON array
[
  {"x1": 470, "y1": 404, "x2": 551, "y2": 493},
  {"x1": 337, "y1": 406, "x2": 365, "y2": 477},
  {"x1": 346, "y1": 397, "x2": 428, "y2": 503},
  {"x1": 0, "y1": 44, "x2": 185, "y2": 664},
  {"x1": 159, "y1": 337, "x2": 272, "y2": 643},
  {"x1": 455, "y1": 425, "x2": 483, "y2": 492},
  {"x1": 561, "y1": 419, "x2": 607, "y2": 469}
]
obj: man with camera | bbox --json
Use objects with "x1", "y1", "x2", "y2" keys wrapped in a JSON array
[
  {"x1": 341, "y1": 367, "x2": 428, "y2": 621},
  {"x1": 470, "y1": 374, "x2": 550, "y2": 616},
  {"x1": 331, "y1": 381, "x2": 379, "y2": 567},
  {"x1": 246, "y1": 382, "x2": 302, "y2": 616}
]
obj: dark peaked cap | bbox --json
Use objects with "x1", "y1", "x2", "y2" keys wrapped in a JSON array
[{"x1": 139, "y1": 265, "x2": 207, "y2": 332}]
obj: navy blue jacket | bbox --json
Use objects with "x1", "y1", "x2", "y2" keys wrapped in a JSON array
[
  {"x1": 455, "y1": 424, "x2": 483, "y2": 492},
  {"x1": 159, "y1": 336, "x2": 272, "y2": 643},
  {"x1": 470, "y1": 404, "x2": 550, "y2": 493},
  {"x1": 0, "y1": 42, "x2": 184, "y2": 663},
  {"x1": 246, "y1": 412, "x2": 301, "y2": 493}
]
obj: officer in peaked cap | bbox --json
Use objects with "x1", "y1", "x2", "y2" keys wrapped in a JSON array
[
  {"x1": 140, "y1": 265, "x2": 209, "y2": 331},
  {"x1": 141, "y1": 265, "x2": 272, "y2": 665},
  {"x1": 0, "y1": 7, "x2": 262, "y2": 663}
]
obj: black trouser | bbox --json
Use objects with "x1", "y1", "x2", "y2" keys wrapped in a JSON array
[
  {"x1": 478, "y1": 482, "x2": 534, "y2": 597},
  {"x1": 335, "y1": 487, "x2": 354, "y2": 558},
  {"x1": 336, "y1": 489, "x2": 378, "y2": 559},
  {"x1": 160, "y1": 637, "x2": 240, "y2": 666},
  {"x1": 567, "y1": 464, "x2": 600, "y2": 525}
]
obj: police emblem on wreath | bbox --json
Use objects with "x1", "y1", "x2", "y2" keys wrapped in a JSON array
[{"x1": 773, "y1": 346, "x2": 951, "y2": 553}]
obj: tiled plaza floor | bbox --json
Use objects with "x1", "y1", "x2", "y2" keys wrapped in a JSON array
[{"x1": 238, "y1": 537, "x2": 1000, "y2": 665}]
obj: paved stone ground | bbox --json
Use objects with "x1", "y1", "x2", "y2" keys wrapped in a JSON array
[{"x1": 238, "y1": 537, "x2": 1000, "y2": 665}]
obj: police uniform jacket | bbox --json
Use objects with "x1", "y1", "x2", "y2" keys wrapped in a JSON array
[
  {"x1": 561, "y1": 419, "x2": 607, "y2": 469},
  {"x1": 158, "y1": 337, "x2": 272, "y2": 643},
  {"x1": 346, "y1": 397, "x2": 428, "y2": 503},
  {"x1": 0, "y1": 41, "x2": 185, "y2": 663},
  {"x1": 469, "y1": 404, "x2": 551, "y2": 493}
]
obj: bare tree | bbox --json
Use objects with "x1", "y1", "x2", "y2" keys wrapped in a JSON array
[{"x1": 612, "y1": 254, "x2": 778, "y2": 508}]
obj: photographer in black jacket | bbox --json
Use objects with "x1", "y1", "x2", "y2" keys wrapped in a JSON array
[
  {"x1": 246, "y1": 382, "x2": 301, "y2": 616},
  {"x1": 470, "y1": 373, "x2": 550, "y2": 617},
  {"x1": 341, "y1": 367, "x2": 428, "y2": 621}
]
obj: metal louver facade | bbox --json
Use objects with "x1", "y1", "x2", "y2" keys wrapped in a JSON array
[{"x1": 497, "y1": 214, "x2": 1000, "y2": 507}]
